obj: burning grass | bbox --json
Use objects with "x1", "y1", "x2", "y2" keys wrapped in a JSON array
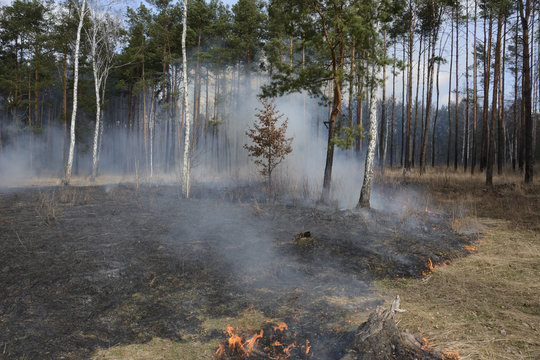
[{"x1": 2, "y1": 170, "x2": 521, "y2": 359}]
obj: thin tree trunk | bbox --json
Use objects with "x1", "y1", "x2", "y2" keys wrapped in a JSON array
[
  {"x1": 182, "y1": 0, "x2": 192, "y2": 197},
  {"x1": 481, "y1": 12, "x2": 493, "y2": 172},
  {"x1": 498, "y1": 20, "x2": 506, "y2": 175},
  {"x1": 464, "y1": 0, "x2": 470, "y2": 172},
  {"x1": 513, "y1": 14, "x2": 519, "y2": 171},
  {"x1": 421, "y1": 21, "x2": 438, "y2": 174},
  {"x1": 405, "y1": 0, "x2": 415, "y2": 170},
  {"x1": 472, "y1": 0, "x2": 478, "y2": 174},
  {"x1": 356, "y1": 54, "x2": 365, "y2": 155},
  {"x1": 349, "y1": 43, "x2": 355, "y2": 151},
  {"x1": 448, "y1": 10, "x2": 454, "y2": 168},
  {"x1": 520, "y1": 0, "x2": 534, "y2": 183},
  {"x1": 454, "y1": 9, "x2": 459, "y2": 171},
  {"x1": 358, "y1": 57, "x2": 381, "y2": 208},
  {"x1": 64, "y1": 0, "x2": 86, "y2": 185},
  {"x1": 380, "y1": 30, "x2": 387, "y2": 172},
  {"x1": 401, "y1": 45, "x2": 405, "y2": 167},
  {"x1": 390, "y1": 43, "x2": 396, "y2": 167},
  {"x1": 432, "y1": 43, "x2": 441, "y2": 167},
  {"x1": 91, "y1": 56, "x2": 101, "y2": 181},
  {"x1": 487, "y1": 11, "x2": 504, "y2": 186},
  {"x1": 412, "y1": 34, "x2": 423, "y2": 168}
]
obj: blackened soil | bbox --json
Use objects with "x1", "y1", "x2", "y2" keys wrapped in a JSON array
[{"x1": 0, "y1": 185, "x2": 472, "y2": 359}]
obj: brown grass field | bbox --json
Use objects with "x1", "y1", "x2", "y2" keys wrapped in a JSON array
[{"x1": 377, "y1": 167, "x2": 540, "y2": 360}]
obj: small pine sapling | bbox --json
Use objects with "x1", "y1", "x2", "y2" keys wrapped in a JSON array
[{"x1": 244, "y1": 98, "x2": 293, "y2": 187}]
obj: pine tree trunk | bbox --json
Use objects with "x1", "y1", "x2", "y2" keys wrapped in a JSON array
[
  {"x1": 379, "y1": 30, "x2": 387, "y2": 172},
  {"x1": 349, "y1": 44, "x2": 355, "y2": 149},
  {"x1": 454, "y1": 10, "x2": 459, "y2": 171},
  {"x1": 447, "y1": 8, "x2": 454, "y2": 168},
  {"x1": 421, "y1": 20, "x2": 438, "y2": 174},
  {"x1": 481, "y1": 13, "x2": 493, "y2": 172},
  {"x1": 520, "y1": 0, "x2": 534, "y2": 183},
  {"x1": 513, "y1": 16, "x2": 519, "y2": 172},
  {"x1": 390, "y1": 43, "x2": 396, "y2": 167},
  {"x1": 432, "y1": 45, "x2": 441, "y2": 167},
  {"x1": 356, "y1": 54, "x2": 364, "y2": 155},
  {"x1": 464, "y1": 0, "x2": 470, "y2": 172},
  {"x1": 401, "y1": 45, "x2": 405, "y2": 167},
  {"x1": 412, "y1": 34, "x2": 422, "y2": 168},
  {"x1": 472, "y1": 0, "x2": 478, "y2": 174},
  {"x1": 405, "y1": 0, "x2": 415, "y2": 170},
  {"x1": 487, "y1": 11, "x2": 504, "y2": 186},
  {"x1": 498, "y1": 21, "x2": 506, "y2": 175}
]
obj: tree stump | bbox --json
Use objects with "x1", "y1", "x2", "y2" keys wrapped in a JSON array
[{"x1": 340, "y1": 296, "x2": 439, "y2": 360}]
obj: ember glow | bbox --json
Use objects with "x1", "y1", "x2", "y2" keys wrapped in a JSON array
[
  {"x1": 441, "y1": 349, "x2": 461, "y2": 359},
  {"x1": 464, "y1": 245, "x2": 475, "y2": 252},
  {"x1": 273, "y1": 322, "x2": 288, "y2": 332}
]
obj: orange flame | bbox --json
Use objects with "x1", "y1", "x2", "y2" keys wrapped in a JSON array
[
  {"x1": 215, "y1": 344, "x2": 225, "y2": 357},
  {"x1": 464, "y1": 245, "x2": 475, "y2": 252},
  {"x1": 244, "y1": 329, "x2": 263, "y2": 356},
  {"x1": 273, "y1": 322, "x2": 288, "y2": 332},
  {"x1": 305, "y1": 339, "x2": 311, "y2": 354},
  {"x1": 283, "y1": 343, "x2": 295, "y2": 357},
  {"x1": 422, "y1": 258, "x2": 440, "y2": 276},
  {"x1": 421, "y1": 336, "x2": 432, "y2": 351},
  {"x1": 441, "y1": 350, "x2": 460, "y2": 359},
  {"x1": 225, "y1": 325, "x2": 244, "y2": 353},
  {"x1": 427, "y1": 259, "x2": 434, "y2": 272}
]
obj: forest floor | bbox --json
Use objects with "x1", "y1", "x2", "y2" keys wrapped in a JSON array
[{"x1": 0, "y1": 169, "x2": 537, "y2": 359}]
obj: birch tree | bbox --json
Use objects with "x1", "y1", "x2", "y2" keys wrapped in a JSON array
[
  {"x1": 358, "y1": 59, "x2": 381, "y2": 208},
  {"x1": 88, "y1": 2, "x2": 120, "y2": 181},
  {"x1": 63, "y1": 0, "x2": 87, "y2": 185},
  {"x1": 181, "y1": 0, "x2": 192, "y2": 197}
]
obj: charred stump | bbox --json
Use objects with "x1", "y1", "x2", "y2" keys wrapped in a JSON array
[{"x1": 341, "y1": 296, "x2": 440, "y2": 360}]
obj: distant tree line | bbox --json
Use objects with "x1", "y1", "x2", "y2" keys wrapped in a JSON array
[{"x1": 0, "y1": 0, "x2": 538, "y2": 195}]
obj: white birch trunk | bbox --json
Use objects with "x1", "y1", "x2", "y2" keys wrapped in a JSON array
[
  {"x1": 149, "y1": 88, "x2": 156, "y2": 179},
  {"x1": 64, "y1": 0, "x2": 87, "y2": 185},
  {"x1": 88, "y1": 5, "x2": 119, "y2": 181},
  {"x1": 358, "y1": 57, "x2": 381, "y2": 208},
  {"x1": 181, "y1": 0, "x2": 192, "y2": 197},
  {"x1": 91, "y1": 56, "x2": 101, "y2": 180}
]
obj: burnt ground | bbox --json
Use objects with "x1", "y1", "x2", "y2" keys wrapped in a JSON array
[{"x1": 0, "y1": 184, "x2": 473, "y2": 359}]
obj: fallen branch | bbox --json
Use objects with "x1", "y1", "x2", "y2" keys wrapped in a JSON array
[{"x1": 10, "y1": 222, "x2": 27, "y2": 250}]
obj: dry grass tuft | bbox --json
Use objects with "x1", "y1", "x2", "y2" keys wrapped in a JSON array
[{"x1": 35, "y1": 191, "x2": 60, "y2": 224}]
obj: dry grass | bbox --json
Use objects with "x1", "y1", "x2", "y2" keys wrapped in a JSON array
[
  {"x1": 377, "y1": 167, "x2": 540, "y2": 360},
  {"x1": 93, "y1": 307, "x2": 277, "y2": 360},
  {"x1": 92, "y1": 337, "x2": 221, "y2": 360}
]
